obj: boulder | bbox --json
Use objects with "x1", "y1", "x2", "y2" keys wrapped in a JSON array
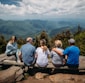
[{"x1": 0, "y1": 66, "x2": 24, "y2": 83}]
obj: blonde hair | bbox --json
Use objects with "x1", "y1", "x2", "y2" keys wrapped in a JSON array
[{"x1": 55, "y1": 40, "x2": 62, "y2": 48}]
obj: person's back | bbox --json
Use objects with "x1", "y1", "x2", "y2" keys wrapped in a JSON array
[
  {"x1": 64, "y1": 45, "x2": 80, "y2": 66},
  {"x1": 51, "y1": 48, "x2": 64, "y2": 66},
  {"x1": 35, "y1": 39, "x2": 50, "y2": 67},
  {"x1": 52, "y1": 38, "x2": 80, "y2": 69},
  {"x1": 36, "y1": 47, "x2": 50, "y2": 67},
  {"x1": 20, "y1": 37, "x2": 35, "y2": 66},
  {"x1": 51, "y1": 40, "x2": 64, "y2": 67},
  {"x1": 63, "y1": 38, "x2": 80, "y2": 68}
]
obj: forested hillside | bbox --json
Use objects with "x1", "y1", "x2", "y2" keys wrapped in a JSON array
[{"x1": 0, "y1": 19, "x2": 85, "y2": 39}]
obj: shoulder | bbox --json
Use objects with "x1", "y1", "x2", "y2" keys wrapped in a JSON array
[
  {"x1": 75, "y1": 46, "x2": 80, "y2": 49},
  {"x1": 20, "y1": 44, "x2": 27, "y2": 49},
  {"x1": 51, "y1": 50, "x2": 56, "y2": 54},
  {"x1": 21, "y1": 44, "x2": 26, "y2": 47},
  {"x1": 65, "y1": 46, "x2": 70, "y2": 50},
  {"x1": 36, "y1": 47, "x2": 42, "y2": 52},
  {"x1": 64, "y1": 47, "x2": 70, "y2": 53},
  {"x1": 31, "y1": 44, "x2": 35, "y2": 49},
  {"x1": 7, "y1": 42, "x2": 12, "y2": 46},
  {"x1": 57, "y1": 48, "x2": 64, "y2": 51},
  {"x1": 13, "y1": 42, "x2": 17, "y2": 45},
  {"x1": 36, "y1": 47, "x2": 41, "y2": 50},
  {"x1": 74, "y1": 46, "x2": 80, "y2": 51},
  {"x1": 69, "y1": 46, "x2": 79, "y2": 50}
]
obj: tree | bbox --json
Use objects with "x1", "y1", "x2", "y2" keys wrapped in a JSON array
[
  {"x1": 38, "y1": 30, "x2": 51, "y2": 48},
  {"x1": 0, "y1": 34, "x2": 6, "y2": 54},
  {"x1": 75, "y1": 31, "x2": 85, "y2": 56}
]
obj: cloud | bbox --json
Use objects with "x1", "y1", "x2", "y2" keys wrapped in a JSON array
[{"x1": 0, "y1": 0, "x2": 85, "y2": 20}]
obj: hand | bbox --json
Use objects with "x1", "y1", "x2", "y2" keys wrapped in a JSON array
[
  {"x1": 52, "y1": 48, "x2": 56, "y2": 52},
  {"x1": 52, "y1": 48, "x2": 63, "y2": 56}
]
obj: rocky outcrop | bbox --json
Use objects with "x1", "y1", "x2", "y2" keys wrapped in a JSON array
[
  {"x1": 0, "y1": 66, "x2": 24, "y2": 83},
  {"x1": 0, "y1": 54, "x2": 24, "y2": 66},
  {"x1": 35, "y1": 72, "x2": 48, "y2": 80},
  {"x1": 49, "y1": 73, "x2": 85, "y2": 83}
]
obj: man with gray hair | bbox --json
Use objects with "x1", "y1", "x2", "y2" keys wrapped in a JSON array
[{"x1": 20, "y1": 37, "x2": 36, "y2": 66}]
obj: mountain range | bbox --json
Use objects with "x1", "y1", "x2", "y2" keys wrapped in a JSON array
[{"x1": 0, "y1": 19, "x2": 85, "y2": 39}]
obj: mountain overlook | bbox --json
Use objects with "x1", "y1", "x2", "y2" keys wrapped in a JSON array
[{"x1": 0, "y1": 19, "x2": 85, "y2": 39}]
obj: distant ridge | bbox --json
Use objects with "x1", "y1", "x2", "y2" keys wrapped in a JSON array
[{"x1": 0, "y1": 19, "x2": 85, "y2": 39}]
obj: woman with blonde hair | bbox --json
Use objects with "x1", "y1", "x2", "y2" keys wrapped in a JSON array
[
  {"x1": 51, "y1": 40, "x2": 64, "y2": 67},
  {"x1": 35, "y1": 39, "x2": 50, "y2": 67}
]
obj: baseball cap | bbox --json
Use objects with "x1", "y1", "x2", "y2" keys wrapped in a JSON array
[{"x1": 68, "y1": 38, "x2": 75, "y2": 43}]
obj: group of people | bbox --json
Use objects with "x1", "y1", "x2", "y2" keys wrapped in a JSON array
[{"x1": 5, "y1": 36, "x2": 80, "y2": 69}]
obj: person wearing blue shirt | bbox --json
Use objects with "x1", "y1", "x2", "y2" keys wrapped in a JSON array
[
  {"x1": 19, "y1": 37, "x2": 36, "y2": 66},
  {"x1": 52, "y1": 38, "x2": 80, "y2": 68}
]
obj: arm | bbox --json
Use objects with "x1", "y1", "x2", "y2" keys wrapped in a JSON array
[
  {"x1": 18, "y1": 50, "x2": 22, "y2": 61},
  {"x1": 50, "y1": 51, "x2": 54, "y2": 58},
  {"x1": 5, "y1": 43, "x2": 16, "y2": 55},
  {"x1": 35, "y1": 48, "x2": 38, "y2": 59},
  {"x1": 13, "y1": 42, "x2": 18, "y2": 49},
  {"x1": 35, "y1": 53, "x2": 38, "y2": 59},
  {"x1": 52, "y1": 48, "x2": 63, "y2": 56}
]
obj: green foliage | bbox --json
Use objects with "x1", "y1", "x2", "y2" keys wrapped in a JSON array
[
  {"x1": 0, "y1": 34, "x2": 6, "y2": 54},
  {"x1": 17, "y1": 38, "x2": 26, "y2": 48},
  {"x1": 51, "y1": 26, "x2": 85, "y2": 56},
  {"x1": 34, "y1": 36, "x2": 39, "y2": 48},
  {"x1": 0, "y1": 19, "x2": 85, "y2": 39},
  {"x1": 34, "y1": 31, "x2": 51, "y2": 49},
  {"x1": 75, "y1": 31, "x2": 85, "y2": 56},
  {"x1": 51, "y1": 30, "x2": 72, "y2": 49}
]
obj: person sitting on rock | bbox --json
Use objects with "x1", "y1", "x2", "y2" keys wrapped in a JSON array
[
  {"x1": 51, "y1": 40, "x2": 64, "y2": 67},
  {"x1": 35, "y1": 39, "x2": 50, "y2": 67},
  {"x1": 19, "y1": 37, "x2": 36, "y2": 66},
  {"x1": 52, "y1": 38, "x2": 80, "y2": 69},
  {"x1": 5, "y1": 36, "x2": 20, "y2": 61}
]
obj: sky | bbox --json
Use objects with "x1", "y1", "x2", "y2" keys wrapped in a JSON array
[{"x1": 0, "y1": 0, "x2": 85, "y2": 20}]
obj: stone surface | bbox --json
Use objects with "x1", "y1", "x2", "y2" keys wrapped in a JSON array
[
  {"x1": 49, "y1": 73, "x2": 85, "y2": 83},
  {"x1": 35, "y1": 72, "x2": 48, "y2": 80},
  {"x1": 0, "y1": 66, "x2": 24, "y2": 83},
  {"x1": 15, "y1": 68, "x2": 23, "y2": 79},
  {"x1": 3, "y1": 60, "x2": 24, "y2": 66},
  {"x1": 16, "y1": 74, "x2": 24, "y2": 82}
]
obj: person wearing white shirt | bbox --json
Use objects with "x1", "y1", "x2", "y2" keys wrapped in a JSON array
[{"x1": 35, "y1": 39, "x2": 50, "y2": 67}]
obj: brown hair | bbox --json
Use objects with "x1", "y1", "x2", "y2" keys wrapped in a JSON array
[
  {"x1": 40, "y1": 39, "x2": 47, "y2": 51},
  {"x1": 40, "y1": 39, "x2": 46, "y2": 46},
  {"x1": 10, "y1": 36, "x2": 17, "y2": 41}
]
